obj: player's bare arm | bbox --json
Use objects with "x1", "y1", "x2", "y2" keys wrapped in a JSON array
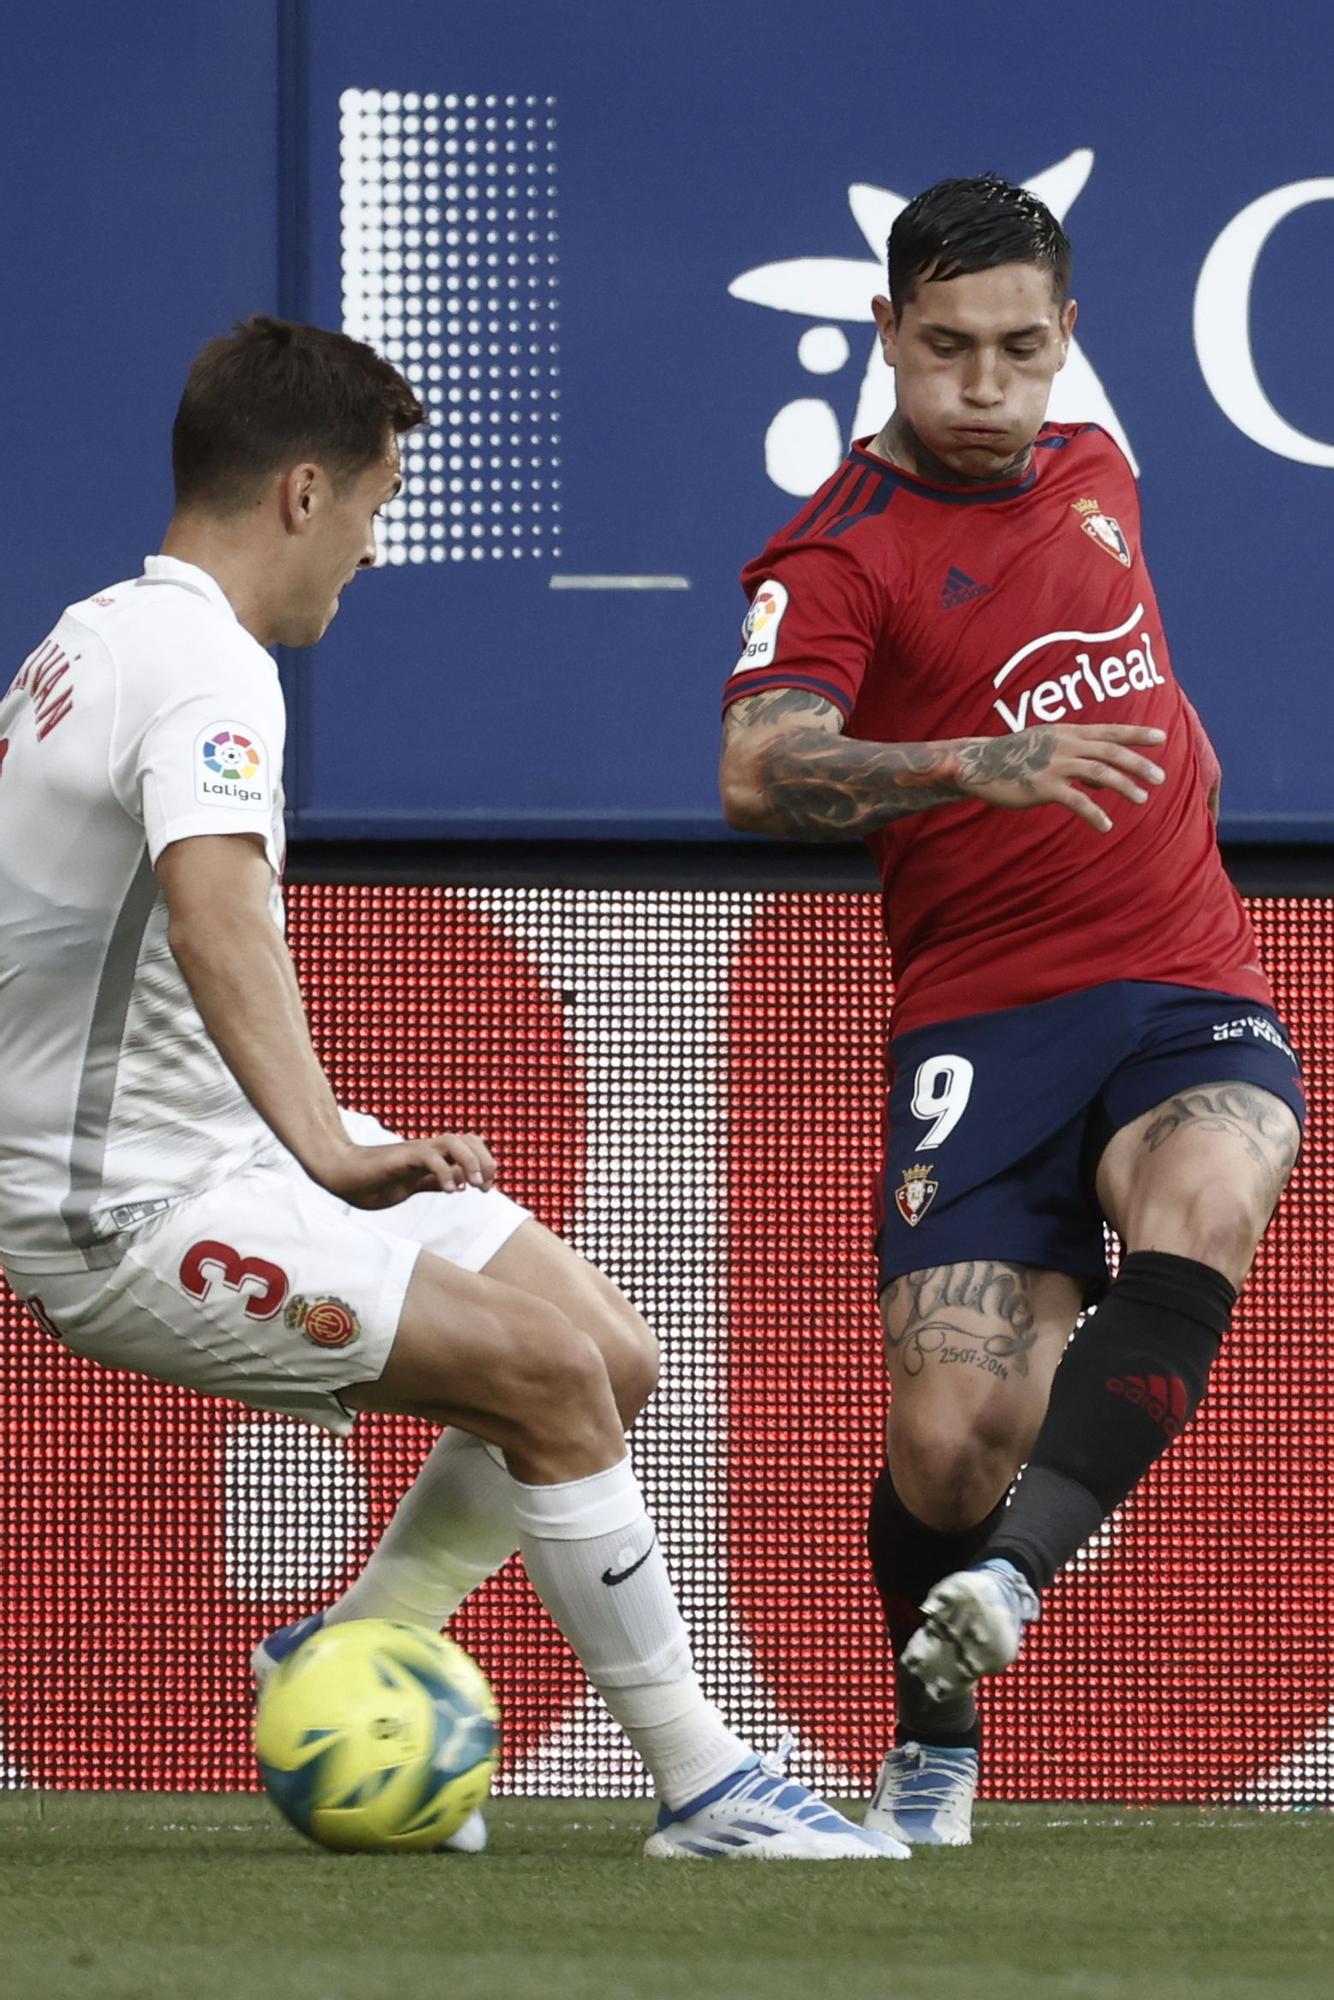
[
  {"x1": 720, "y1": 687, "x2": 1167, "y2": 840},
  {"x1": 157, "y1": 833, "x2": 495, "y2": 1208}
]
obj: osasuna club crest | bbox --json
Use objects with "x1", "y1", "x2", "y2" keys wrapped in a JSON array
[
  {"x1": 1073, "y1": 496, "x2": 1131, "y2": 567},
  {"x1": 895, "y1": 1163, "x2": 939, "y2": 1226}
]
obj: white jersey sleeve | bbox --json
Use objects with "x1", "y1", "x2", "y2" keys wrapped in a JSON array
[{"x1": 110, "y1": 646, "x2": 287, "y2": 871}]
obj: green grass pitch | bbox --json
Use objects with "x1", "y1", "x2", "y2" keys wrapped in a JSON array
[{"x1": 2, "y1": 1793, "x2": 1330, "y2": 2000}]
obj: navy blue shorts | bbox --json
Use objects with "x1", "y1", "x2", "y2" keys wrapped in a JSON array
[{"x1": 877, "y1": 983, "x2": 1305, "y2": 1300}]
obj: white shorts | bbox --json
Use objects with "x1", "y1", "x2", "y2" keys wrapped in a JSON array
[{"x1": 9, "y1": 1111, "x2": 530, "y2": 1434}]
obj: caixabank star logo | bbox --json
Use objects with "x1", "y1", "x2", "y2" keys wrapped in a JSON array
[
  {"x1": 727, "y1": 150, "x2": 1129, "y2": 498},
  {"x1": 729, "y1": 155, "x2": 1334, "y2": 494}
]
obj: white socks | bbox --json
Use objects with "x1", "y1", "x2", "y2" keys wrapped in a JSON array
[
  {"x1": 510, "y1": 1455, "x2": 747, "y2": 1809},
  {"x1": 320, "y1": 1431, "x2": 747, "y2": 1811},
  {"x1": 323, "y1": 1428, "x2": 518, "y2": 1629}
]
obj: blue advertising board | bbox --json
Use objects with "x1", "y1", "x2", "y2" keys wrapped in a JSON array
[
  {"x1": 2, "y1": 2, "x2": 277, "y2": 648},
  {"x1": 5, "y1": 3, "x2": 1334, "y2": 840}
]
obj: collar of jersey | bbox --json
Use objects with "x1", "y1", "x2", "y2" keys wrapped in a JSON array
[
  {"x1": 850, "y1": 436, "x2": 1039, "y2": 504},
  {"x1": 140, "y1": 553, "x2": 241, "y2": 620}
]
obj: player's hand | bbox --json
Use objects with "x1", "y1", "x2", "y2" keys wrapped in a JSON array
[
  {"x1": 954, "y1": 723, "x2": 1167, "y2": 834},
  {"x1": 313, "y1": 1133, "x2": 497, "y2": 1209}
]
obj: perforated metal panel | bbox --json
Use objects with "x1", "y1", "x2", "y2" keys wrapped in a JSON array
[
  {"x1": 2, "y1": 888, "x2": 1330, "y2": 1802},
  {"x1": 340, "y1": 89, "x2": 562, "y2": 565}
]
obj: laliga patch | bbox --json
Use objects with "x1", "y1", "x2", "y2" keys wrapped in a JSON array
[
  {"x1": 1073, "y1": 498, "x2": 1132, "y2": 568},
  {"x1": 285, "y1": 1294, "x2": 361, "y2": 1348},
  {"x1": 894, "y1": 1163, "x2": 939, "y2": 1227},
  {"x1": 194, "y1": 723, "x2": 270, "y2": 809},
  {"x1": 731, "y1": 579, "x2": 789, "y2": 675}
]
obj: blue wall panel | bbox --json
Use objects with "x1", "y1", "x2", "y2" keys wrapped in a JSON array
[
  {"x1": 2, "y1": 2, "x2": 279, "y2": 654},
  {"x1": 296, "y1": 0, "x2": 1334, "y2": 839},
  {"x1": 4, "y1": 4, "x2": 1332, "y2": 840}
]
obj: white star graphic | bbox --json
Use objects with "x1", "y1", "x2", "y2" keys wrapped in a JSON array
[{"x1": 729, "y1": 151, "x2": 1136, "y2": 495}]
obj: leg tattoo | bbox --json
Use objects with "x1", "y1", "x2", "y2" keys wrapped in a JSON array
[
  {"x1": 1140, "y1": 1083, "x2": 1299, "y2": 1216},
  {"x1": 882, "y1": 1263, "x2": 1039, "y2": 1382}
]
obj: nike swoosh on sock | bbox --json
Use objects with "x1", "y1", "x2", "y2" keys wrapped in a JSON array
[{"x1": 601, "y1": 1536, "x2": 658, "y2": 1586}]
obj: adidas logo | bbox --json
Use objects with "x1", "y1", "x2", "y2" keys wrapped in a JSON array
[
  {"x1": 1107, "y1": 1373, "x2": 1188, "y2": 1439},
  {"x1": 939, "y1": 566, "x2": 991, "y2": 610}
]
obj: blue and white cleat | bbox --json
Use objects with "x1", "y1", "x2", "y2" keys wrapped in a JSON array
[
  {"x1": 901, "y1": 1561, "x2": 1039, "y2": 1704},
  {"x1": 644, "y1": 1734, "x2": 910, "y2": 1861},
  {"x1": 250, "y1": 1611, "x2": 326, "y2": 1688},
  {"x1": 250, "y1": 1612, "x2": 488, "y2": 1855},
  {"x1": 864, "y1": 1743, "x2": 978, "y2": 1847}
]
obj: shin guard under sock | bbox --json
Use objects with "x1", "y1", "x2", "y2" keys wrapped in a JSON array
[{"x1": 988, "y1": 1251, "x2": 1236, "y2": 1593}]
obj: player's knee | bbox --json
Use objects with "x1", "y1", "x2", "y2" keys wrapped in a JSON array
[
  {"x1": 1130, "y1": 1183, "x2": 1261, "y2": 1290},
  {"x1": 595, "y1": 1300, "x2": 659, "y2": 1423},
  {"x1": 891, "y1": 1414, "x2": 1021, "y2": 1533},
  {"x1": 516, "y1": 1306, "x2": 611, "y2": 1412}
]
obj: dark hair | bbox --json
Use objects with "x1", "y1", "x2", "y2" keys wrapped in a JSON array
[
  {"x1": 888, "y1": 174, "x2": 1072, "y2": 311},
  {"x1": 172, "y1": 314, "x2": 424, "y2": 513}
]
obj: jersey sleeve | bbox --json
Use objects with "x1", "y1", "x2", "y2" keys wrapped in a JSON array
[
  {"x1": 722, "y1": 540, "x2": 883, "y2": 720},
  {"x1": 111, "y1": 637, "x2": 286, "y2": 870}
]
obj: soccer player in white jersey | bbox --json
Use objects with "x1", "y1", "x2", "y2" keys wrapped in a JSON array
[{"x1": 0, "y1": 316, "x2": 904, "y2": 1862}]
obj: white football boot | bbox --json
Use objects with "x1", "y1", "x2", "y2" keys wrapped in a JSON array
[
  {"x1": 864, "y1": 1742, "x2": 978, "y2": 1846},
  {"x1": 901, "y1": 1561, "x2": 1039, "y2": 1703},
  {"x1": 644, "y1": 1733, "x2": 910, "y2": 1861},
  {"x1": 251, "y1": 1612, "x2": 488, "y2": 1855}
]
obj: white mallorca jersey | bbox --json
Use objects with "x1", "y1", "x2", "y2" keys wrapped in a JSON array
[{"x1": 0, "y1": 554, "x2": 290, "y2": 1275}]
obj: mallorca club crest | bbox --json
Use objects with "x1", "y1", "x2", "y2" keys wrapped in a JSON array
[
  {"x1": 894, "y1": 1163, "x2": 939, "y2": 1227},
  {"x1": 284, "y1": 1294, "x2": 361, "y2": 1348},
  {"x1": 1073, "y1": 497, "x2": 1132, "y2": 567}
]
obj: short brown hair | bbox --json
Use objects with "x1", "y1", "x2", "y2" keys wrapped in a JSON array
[{"x1": 172, "y1": 314, "x2": 423, "y2": 513}]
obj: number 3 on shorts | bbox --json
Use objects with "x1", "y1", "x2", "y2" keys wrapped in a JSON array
[
  {"x1": 179, "y1": 1239, "x2": 289, "y2": 1321},
  {"x1": 911, "y1": 1054, "x2": 975, "y2": 1149}
]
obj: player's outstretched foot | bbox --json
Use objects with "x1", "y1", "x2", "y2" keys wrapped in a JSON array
[
  {"x1": 250, "y1": 1612, "x2": 488, "y2": 1856},
  {"x1": 901, "y1": 1561, "x2": 1039, "y2": 1703},
  {"x1": 644, "y1": 1733, "x2": 910, "y2": 1861},
  {"x1": 864, "y1": 1743, "x2": 978, "y2": 1847}
]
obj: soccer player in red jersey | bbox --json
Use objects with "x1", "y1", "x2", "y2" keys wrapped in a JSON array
[{"x1": 720, "y1": 175, "x2": 1304, "y2": 1846}]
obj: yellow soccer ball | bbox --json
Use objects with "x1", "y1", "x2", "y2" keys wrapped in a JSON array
[{"x1": 254, "y1": 1618, "x2": 500, "y2": 1853}]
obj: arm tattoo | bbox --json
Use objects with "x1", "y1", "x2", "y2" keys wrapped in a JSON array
[
  {"x1": 723, "y1": 687, "x2": 836, "y2": 732},
  {"x1": 956, "y1": 732, "x2": 1057, "y2": 790},
  {"x1": 881, "y1": 1262, "x2": 1039, "y2": 1381},
  {"x1": 723, "y1": 690, "x2": 1060, "y2": 840},
  {"x1": 757, "y1": 732, "x2": 965, "y2": 839},
  {"x1": 1141, "y1": 1083, "x2": 1300, "y2": 1215}
]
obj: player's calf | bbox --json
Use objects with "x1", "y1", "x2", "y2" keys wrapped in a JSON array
[
  {"x1": 984, "y1": 1250, "x2": 1236, "y2": 1594},
  {"x1": 867, "y1": 1466, "x2": 1006, "y2": 1753},
  {"x1": 903, "y1": 1251, "x2": 1239, "y2": 1702},
  {"x1": 873, "y1": 1262, "x2": 1076, "y2": 1754}
]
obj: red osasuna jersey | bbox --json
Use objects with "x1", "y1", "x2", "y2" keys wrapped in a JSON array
[{"x1": 724, "y1": 423, "x2": 1271, "y2": 1037}]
